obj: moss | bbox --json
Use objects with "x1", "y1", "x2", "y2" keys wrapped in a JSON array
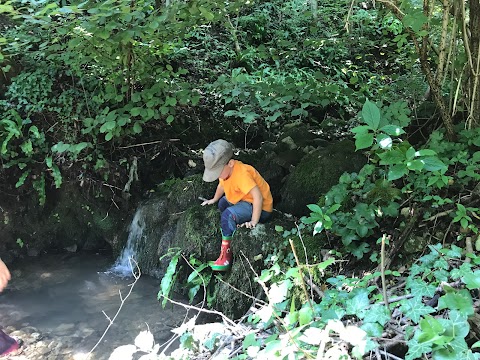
[
  {"x1": 214, "y1": 261, "x2": 262, "y2": 319},
  {"x1": 279, "y1": 140, "x2": 366, "y2": 216},
  {"x1": 290, "y1": 233, "x2": 325, "y2": 264},
  {"x1": 167, "y1": 174, "x2": 216, "y2": 213}
]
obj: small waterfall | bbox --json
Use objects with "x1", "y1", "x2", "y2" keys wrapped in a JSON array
[{"x1": 108, "y1": 208, "x2": 146, "y2": 277}]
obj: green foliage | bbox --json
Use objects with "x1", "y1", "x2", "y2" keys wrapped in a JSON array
[
  {"x1": 158, "y1": 249, "x2": 216, "y2": 308},
  {"x1": 300, "y1": 99, "x2": 463, "y2": 259}
]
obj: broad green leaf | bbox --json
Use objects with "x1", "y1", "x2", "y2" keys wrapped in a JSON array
[
  {"x1": 198, "y1": 6, "x2": 214, "y2": 21},
  {"x1": 307, "y1": 204, "x2": 322, "y2": 213},
  {"x1": 378, "y1": 149, "x2": 405, "y2": 165},
  {"x1": 416, "y1": 149, "x2": 437, "y2": 156},
  {"x1": 158, "y1": 253, "x2": 180, "y2": 307},
  {"x1": 422, "y1": 157, "x2": 447, "y2": 172},
  {"x1": 52, "y1": 142, "x2": 71, "y2": 153},
  {"x1": 406, "y1": 147, "x2": 416, "y2": 160},
  {"x1": 377, "y1": 134, "x2": 392, "y2": 149},
  {"x1": 351, "y1": 125, "x2": 370, "y2": 134},
  {"x1": 388, "y1": 164, "x2": 408, "y2": 181},
  {"x1": 166, "y1": 115, "x2": 174, "y2": 124},
  {"x1": 133, "y1": 122, "x2": 142, "y2": 134},
  {"x1": 379, "y1": 124, "x2": 405, "y2": 136},
  {"x1": 100, "y1": 120, "x2": 116, "y2": 133},
  {"x1": 298, "y1": 306, "x2": 313, "y2": 326},
  {"x1": 403, "y1": 12, "x2": 429, "y2": 32},
  {"x1": 355, "y1": 133, "x2": 374, "y2": 150},
  {"x1": 407, "y1": 159, "x2": 424, "y2": 171},
  {"x1": 362, "y1": 99, "x2": 381, "y2": 130},
  {"x1": 291, "y1": 108, "x2": 304, "y2": 116}
]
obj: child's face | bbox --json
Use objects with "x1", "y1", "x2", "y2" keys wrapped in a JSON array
[{"x1": 218, "y1": 160, "x2": 234, "y2": 180}]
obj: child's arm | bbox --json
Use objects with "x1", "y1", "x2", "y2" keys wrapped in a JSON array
[
  {"x1": 242, "y1": 185, "x2": 263, "y2": 228},
  {"x1": 201, "y1": 183, "x2": 225, "y2": 206}
]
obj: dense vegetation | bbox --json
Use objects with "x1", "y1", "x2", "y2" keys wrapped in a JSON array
[{"x1": 1, "y1": 0, "x2": 480, "y2": 359}]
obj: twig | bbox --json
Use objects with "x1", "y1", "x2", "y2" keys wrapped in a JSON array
[
  {"x1": 117, "y1": 138, "x2": 179, "y2": 149},
  {"x1": 158, "y1": 294, "x2": 239, "y2": 330},
  {"x1": 378, "y1": 349, "x2": 404, "y2": 360},
  {"x1": 465, "y1": 236, "x2": 474, "y2": 263},
  {"x1": 215, "y1": 275, "x2": 268, "y2": 306},
  {"x1": 86, "y1": 257, "x2": 141, "y2": 358},
  {"x1": 240, "y1": 252, "x2": 314, "y2": 359},
  {"x1": 380, "y1": 235, "x2": 391, "y2": 316},
  {"x1": 295, "y1": 223, "x2": 314, "y2": 299},
  {"x1": 289, "y1": 239, "x2": 315, "y2": 313}
]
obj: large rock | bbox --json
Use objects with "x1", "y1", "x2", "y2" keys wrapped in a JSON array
[
  {"x1": 278, "y1": 140, "x2": 367, "y2": 216},
  {"x1": 0, "y1": 183, "x2": 125, "y2": 262},
  {"x1": 115, "y1": 174, "x2": 295, "y2": 319}
]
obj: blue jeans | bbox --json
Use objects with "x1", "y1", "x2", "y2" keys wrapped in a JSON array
[{"x1": 218, "y1": 196, "x2": 272, "y2": 237}]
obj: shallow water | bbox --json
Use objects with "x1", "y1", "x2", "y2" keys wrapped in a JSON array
[{"x1": 0, "y1": 252, "x2": 187, "y2": 359}]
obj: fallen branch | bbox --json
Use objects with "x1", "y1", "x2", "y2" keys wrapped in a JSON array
[{"x1": 86, "y1": 257, "x2": 141, "y2": 359}]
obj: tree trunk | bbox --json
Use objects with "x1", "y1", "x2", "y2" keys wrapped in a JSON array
[{"x1": 469, "y1": 0, "x2": 480, "y2": 127}]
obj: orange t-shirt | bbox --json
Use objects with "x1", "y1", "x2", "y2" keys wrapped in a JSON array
[{"x1": 219, "y1": 160, "x2": 273, "y2": 212}]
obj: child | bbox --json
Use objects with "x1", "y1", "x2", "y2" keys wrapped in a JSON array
[
  {"x1": 0, "y1": 259, "x2": 21, "y2": 357},
  {"x1": 201, "y1": 139, "x2": 273, "y2": 271}
]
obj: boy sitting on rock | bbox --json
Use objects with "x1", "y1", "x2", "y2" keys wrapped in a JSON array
[{"x1": 201, "y1": 139, "x2": 273, "y2": 271}]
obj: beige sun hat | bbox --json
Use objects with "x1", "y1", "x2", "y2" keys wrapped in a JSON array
[{"x1": 202, "y1": 139, "x2": 234, "y2": 182}]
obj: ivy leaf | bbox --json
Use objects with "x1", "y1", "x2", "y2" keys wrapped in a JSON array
[
  {"x1": 462, "y1": 270, "x2": 480, "y2": 289},
  {"x1": 400, "y1": 296, "x2": 435, "y2": 324},
  {"x1": 406, "y1": 278, "x2": 436, "y2": 298},
  {"x1": 405, "y1": 338, "x2": 432, "y2": 360},
  {"x1": 361, "y1": 322, "x2": 383, "y2": 337},
  {"x1": 350, "y1": 242, "x2": 370, "y2": 259},
  {"x1": 450, "y1": 262, "x2": 473, "y2": 279},
  {"x1": 345, "y1": 288, "x2": 370, "y2": 318},
  {"x1": 443, "y1": 310, "x2": 470, "y2": 339},
  {"x1": 438, "y1": 290, "x2": 474, "y2": 317},
  {"x1": 363, "y1": 304, "x2": 391, "y2": 326}
]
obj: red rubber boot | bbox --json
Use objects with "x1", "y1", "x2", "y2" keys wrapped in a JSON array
[{"x1": 211, "y1": 238, "x2": 232, "y2": 271}]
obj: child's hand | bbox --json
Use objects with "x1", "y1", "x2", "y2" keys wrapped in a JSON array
[
  {"x1": 240, "y1": 221, "x2": 257, "y2": 229},
  {"x1": 201, "y1": 198, "x2": 216, "y2": 206},
  {"x1": 0, "y1": 259, "x2": 11, "y2": 293}
]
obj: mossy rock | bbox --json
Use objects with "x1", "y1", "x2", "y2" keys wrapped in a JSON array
[
  {"x1": 278, "y1": 140, "x2": 366, "y2": 216},
  {"x1": 167, "y1": 174, "x2": 217, "y2": 214},
  {"x1": 174, "y1": 205, "x2": 220, "y2": 260}
]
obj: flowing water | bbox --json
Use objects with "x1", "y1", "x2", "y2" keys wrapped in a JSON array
[
  {"x1": 109, "y1": 209, "x2": 146, "y2": 278},
  {"x1": 0, "y1": 209, "x2": 187, "y2": 360}
]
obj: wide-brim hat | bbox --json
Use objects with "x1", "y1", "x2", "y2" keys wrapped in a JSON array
[{"x1": 203, "y1": 139, "x2": 234, "y2": 182}]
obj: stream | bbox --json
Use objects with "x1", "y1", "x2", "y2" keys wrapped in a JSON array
[{"x1": 0, "y1": 252, "x2": 187, "y2": 360}]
